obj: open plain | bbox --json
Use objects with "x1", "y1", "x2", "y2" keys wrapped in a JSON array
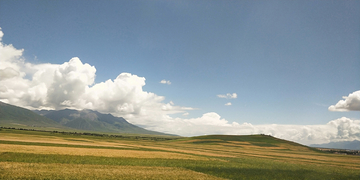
[{"x1": 1, "y1": 128, "x2": 359, "y2": 180}]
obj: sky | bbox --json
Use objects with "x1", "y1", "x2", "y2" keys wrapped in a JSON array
[{"x1": 0, "y1": 0, "x2": 359, "y2": 145}]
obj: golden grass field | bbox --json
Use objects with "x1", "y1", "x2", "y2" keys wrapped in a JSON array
[
  {"x1": 0, "y1": 162, "x2": 223, "y2": 180},
  {"x1": 1, "y1": 128, "x2": 360, "y2": 179}
]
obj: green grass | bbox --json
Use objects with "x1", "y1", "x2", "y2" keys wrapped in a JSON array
[
  {"x1": 0, "y1": 127, "x2": 179, "y2": 141},
  {"x1": 192, "y1": 134, "x2": 301, "y2": 145},
  {"x1": 188, "y1": 134, "x2": 314, "y2": 149},
  {"x1": 1, "y1": 152, "x2": 359, "y2": 180}
]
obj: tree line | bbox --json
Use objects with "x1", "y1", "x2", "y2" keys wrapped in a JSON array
[{"x1": 0, "y1": 126, "x2": 176, "y2": 141}]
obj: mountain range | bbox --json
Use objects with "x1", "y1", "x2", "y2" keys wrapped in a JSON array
[
  {"x1": 33, "y1": 109, "x2": 165, "y2": 135},
  {"x1": 0, "y1": 101, "x2": 170, "y2": 136},
  {"x1": 310, "y1": 140, "x2": 360, "y2": 150},
  {"x1": 2, "y1": 101, "x2": 359, "y2": 149}
]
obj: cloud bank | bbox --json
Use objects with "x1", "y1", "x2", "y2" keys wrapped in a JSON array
[
  {"x1": 143, "y1": 113, "x2": 360, "y2": 145},
  {"x1": 1, "y1": 28, "x2": 359, "y2": 145},
  {"x1": 329, "y1": 90, "x2": 360, "y2": 111}
]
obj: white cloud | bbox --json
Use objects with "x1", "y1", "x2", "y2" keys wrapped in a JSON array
[
  {"x1": 160, "y1": 79, "x2": 171, "y2": 85},
  {"x1": 225, "y1": 102, "x2": 232, "y2": 106},
  {"x1": 217, "y1": 93, "x2": 237, "y2": 99},
  {"x1": 329, "y1": 90, "x2": 360, "y2": 111},
  {"x1": 327, "y1": 117, "x2": 360, "y2": 141},
  {"x1": 146, "y1": 115, "x2": 360, "y2": 145},
  {"x1": 0, "y1": 29, "x2": 190, "y2": 118}
]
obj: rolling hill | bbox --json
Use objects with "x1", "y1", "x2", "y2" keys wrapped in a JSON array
[{"x1": 188, "y1": 134, "x2": 313, "y2": 150}]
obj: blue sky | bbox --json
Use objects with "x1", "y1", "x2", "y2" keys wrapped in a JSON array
[{"x1": 0, "y1": 0, "x2": 359, "y2": 144}]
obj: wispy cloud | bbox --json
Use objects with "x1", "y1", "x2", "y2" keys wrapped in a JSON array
[
  {"x1": 160, "y1": 79, "x2": 171, "y2": 85},
  {"x1": 225, "y1": 102, "x2": 232, "y2": 106},
  {"x1": 217, "y1": 93, "x2": 237, "y2": 99},
  {"x1": 182, "y1": 112, "x2": 189, "y2": 116}
]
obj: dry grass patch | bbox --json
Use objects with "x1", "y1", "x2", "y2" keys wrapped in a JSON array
[
  {"x1": 0, "y1": 136, "x2": 132, "y2": 149},
  {"x1": 129, "y1": 144, "x2": 236, "y2": 158},
  {"x1": 0, "y1": 162, "x2": 225, "y2": 180},
  {"x1": 156, "y1": 142, "x2": 360, "y2": 169},
  {"x1": 215, "y1": 147, "x2": 360, "y2": 169},
  {"x1": 0, "y1": 144, "x2": 208, "y2": 160}
]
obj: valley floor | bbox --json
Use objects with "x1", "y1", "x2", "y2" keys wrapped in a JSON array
[{"x1": 1, "y1": 128, "x2": 360, "y2": 179}]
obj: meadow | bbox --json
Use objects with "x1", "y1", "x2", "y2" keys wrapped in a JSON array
[{"x1": 1, "y1": 128, "x2": 360, "y2": 179}]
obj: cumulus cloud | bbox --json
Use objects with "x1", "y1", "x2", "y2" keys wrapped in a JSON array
[
  {"x1": 225, "y1": 102, "x2": 232, "y2": 106},
  {"x1": 147, "y1": 115, "x2": 360, "y2": 145},
  {"x1": 160, "y1": 79, "x2": 171, "y2": 85},
  {"x1": 0, "y1": 28, "x2": 190, "y2": 119},
  {"x1": 217, "y1": 93, "x2": 237, "y2": 99},
  {"x1": 329, "y1": 90, "x2": 360, "y2": 111},
  {"x1": 326, "y1": 117, "x2": 360, "y2": 141}
]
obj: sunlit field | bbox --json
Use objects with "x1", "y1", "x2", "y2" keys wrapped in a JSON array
[{"x1": 1, "y1": 128, "x2": 360, "y2": 179}]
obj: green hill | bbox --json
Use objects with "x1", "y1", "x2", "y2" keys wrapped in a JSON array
[
  {"x1": 188, "y1": 134, "x2": 314, "y2": 150},
  {"x1": 191, "y1": 134, "x2": 299, "y2": 144},
  {"x1": 0, "y1": 101, "x2": 63, "y2": 128}
]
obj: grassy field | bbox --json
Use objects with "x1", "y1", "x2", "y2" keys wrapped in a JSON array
[{"x1": 1, "y1": 128, "x2": 360, "y2": 179}]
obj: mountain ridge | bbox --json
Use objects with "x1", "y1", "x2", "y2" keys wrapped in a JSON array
[
  {"x1": 34, "y1": 108, "x2": 166, "y2": 135},
  {"x1": 0, "y1": 101, "x2": 173, "y2": 136}
]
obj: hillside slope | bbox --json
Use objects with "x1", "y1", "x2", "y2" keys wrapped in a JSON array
[
  {"x1": 187, "y1": 134, "x2": 314, "y2": 151},
  {"x1": 0, "y1": 101, "x2": 63, "y2": 128}
]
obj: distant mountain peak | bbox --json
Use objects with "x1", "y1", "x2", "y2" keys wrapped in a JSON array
[{"x1": 33, "y1": 108, "x2": 170, "y2": 135}]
